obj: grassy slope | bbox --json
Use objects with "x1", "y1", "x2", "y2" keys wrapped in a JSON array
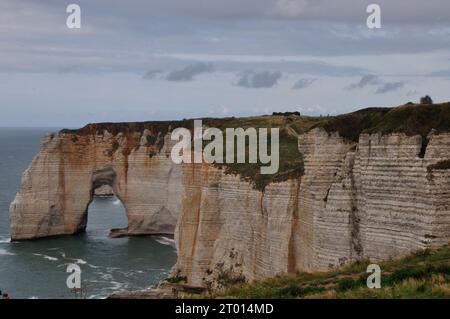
[
  {"x1": 214, "y1": 102, "x2": 450, "y2": 189},
  {"x1": 206, "y1": 244, "x2": 450, "y2": 299},
  {"x1": 313, "y1": 102, "x2": 450, "y2": 142},
  {"x1": 212, "y1": 114, "x2": 321, "y2": 190}
]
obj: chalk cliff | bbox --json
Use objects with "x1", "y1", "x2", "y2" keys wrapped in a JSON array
[
  {"x1": 94, "y1": 184, "x2": 114, "y2": 196},
  {"x1": 9, "y1": 104, "x2": 450, "y2": 287}
]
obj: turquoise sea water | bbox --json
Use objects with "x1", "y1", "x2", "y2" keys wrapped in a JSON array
[{"x1": 0, "y1": 128, "x2": 176, "y2": 299}]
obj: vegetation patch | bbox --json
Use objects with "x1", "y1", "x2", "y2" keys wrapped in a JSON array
[
  {"x1": 165, "y1": 270, "x2": 188, "y2": 284},
  {"x1": 198, "y1": 244, "x2": 450, "y2": 299},
  {"x1": 215, "y1": 127, "x2": 306, "y2": 190},
  {"x1": 313, "y1": 102, "x2": 450, "y2": 142}
]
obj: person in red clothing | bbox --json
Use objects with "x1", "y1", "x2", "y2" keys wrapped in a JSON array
[{"x1": 1, "y1": 290, "x2": 10, "y2": 299}]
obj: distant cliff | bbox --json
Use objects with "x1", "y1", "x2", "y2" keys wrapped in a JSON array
[{"x1": 9, "y1": 103, "x2": 450, "y2": 287}]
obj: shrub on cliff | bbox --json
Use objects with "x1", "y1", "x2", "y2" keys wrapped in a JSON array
[
  {"x1": 420, "y1": 95, "x2": 433, "y2": 105},
  {"x1": 272, "y1": 111, "x2": 301, "y2": 116},
  {"x1": 165, "y1": 270, "x2": 187, "y2": 284}
]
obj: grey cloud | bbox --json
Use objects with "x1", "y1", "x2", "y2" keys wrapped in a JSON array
[
  {"x1": 112, "y1": 0, "x2": 450, "y2": 22},
  {"x1": 406, "y1": 90, "x2": 419, "y2": 97},
  {"x1": 429, "y1": 69, "x2": 450, "y2": 77},
  {"x1": 62, "y1": 0, "x2": 450, "y2": 22},
  {"x1": 347, "y1": 75, "x2": 405, "y2": 94},
  {"x1": 9, "y1": 0, "x2": 450, "y2": 25},
  {"x1": 58, "y1": 65, "x2": 82, "y2": 74},
  {"x1": 292, "y1": 78, "x2": 317, "y2": 90},
  {"x1": 166, "y1": 63, "x2": 214, "y2": 81},
  {"x1": 3, "y1": 0, "x2": 450, "y2": 76},
  {"x1": 347, "y1": 74, "x2": 380, "y2": 90},
  {"x1": 174, "y1": 57, "x2": 368, "y2": 76},
  {"x1": 270, "y1": 0, "x2": 308, "y2": 18},
  {"x1": 268, "y1": 0, "x2": 450, "y2": 23},
  {"x1": 143, "y1": 69, "x2": 164, "y2": 80},
  {"x1": 236, "y1": 71, "x2": 282, "y2": 88},
  {"x1": 376, "y1": 82, "x2": 404, "y2": 94}
]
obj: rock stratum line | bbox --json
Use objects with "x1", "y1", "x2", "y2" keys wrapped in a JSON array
[{"x1": 9, "y1": 104, "x2": 450, "y2": 286}]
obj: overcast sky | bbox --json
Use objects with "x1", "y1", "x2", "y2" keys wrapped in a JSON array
[{"x1": 1, "y1": 0, "x2": 450, "y2": 127}]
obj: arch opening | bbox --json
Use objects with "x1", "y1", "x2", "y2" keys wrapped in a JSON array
[{"x1": 84, "y1": 167, "x2": 129, "y2": 238}]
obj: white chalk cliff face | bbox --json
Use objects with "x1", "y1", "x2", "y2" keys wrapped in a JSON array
[{"x1": 9, "y1": 122, "x2": 450, "y2": 286}]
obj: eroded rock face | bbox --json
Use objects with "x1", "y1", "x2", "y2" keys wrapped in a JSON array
[
  {"x1": 173, "y1": 128, "x2": 450, "y2": 285},
  {"x1": 9, "y1": 128, "x2": 183, "y2": 239},
  {"x1": 94, "y1": 185, "x2": 114, "y2": 196},
  {"x1": 9, "y1": 125, "x2": 450, "y2": 287}
]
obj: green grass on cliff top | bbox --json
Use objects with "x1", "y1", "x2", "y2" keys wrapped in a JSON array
[
  {"x1": 313, "y1": 102, "x2": 450, "y2": 142},
  {"x1": 211, "y1": 102, "x2": 450, "y2": 189},
  {"x1": 62, "y1": 102, "x2": 450, "y2": 190},
  {"x1": 212, "y1": 115, "x2": 318, "y2": 190},
  {"x1": 203, "y1": 244, "x2": 450, "y2": 299}
]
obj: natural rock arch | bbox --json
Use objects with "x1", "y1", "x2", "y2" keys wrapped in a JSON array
[{"x1": 9, "y1": 129, "x2": 182, "y2": 240}]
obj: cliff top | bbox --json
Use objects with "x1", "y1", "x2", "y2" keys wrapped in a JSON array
[
  {"x1": 313, "y1": 102, "x2": 450, "y2": 142},
  {"x1": 62, "y1": 102, "x2": 450, "y2": 139},
  {"x1": 60, "y1": 102, "x2": 450, "y2": 190}
]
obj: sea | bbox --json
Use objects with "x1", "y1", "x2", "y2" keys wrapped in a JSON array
[{"x1": 0, "y1": 128, "x2": 177, "y2": 299}]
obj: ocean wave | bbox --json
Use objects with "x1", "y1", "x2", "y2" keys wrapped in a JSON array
[
  {"x1": 106, "y1": 266, "x2": 120, "y2": 271},
  {"x1": 0, "y1": 248, "x2": 15, "y2": 255},
  {"x1": 33, "y1": 253, "x2": 58, "y2": 261},
  {"x1": 110, "y1": 281, "x2": 129, "y2": 291},
  {"x1": 87, "y1": 280, "x2": 128, "y2": 299},
  {"x1": 72, "y1": 258, "x2": 87, "y2": 264},
  {"x1": 96, "y1": 280, "x2": 130, "y2": 297},
  {"x1": 153, "y1": 236, "x2": 176, "y2": 247},
  {"x1": 0, "y1": 237, "x2": 11, "y2": 243},
  {"x1": 98, "y1": 272, "x2": 114, "y2": 281}
]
